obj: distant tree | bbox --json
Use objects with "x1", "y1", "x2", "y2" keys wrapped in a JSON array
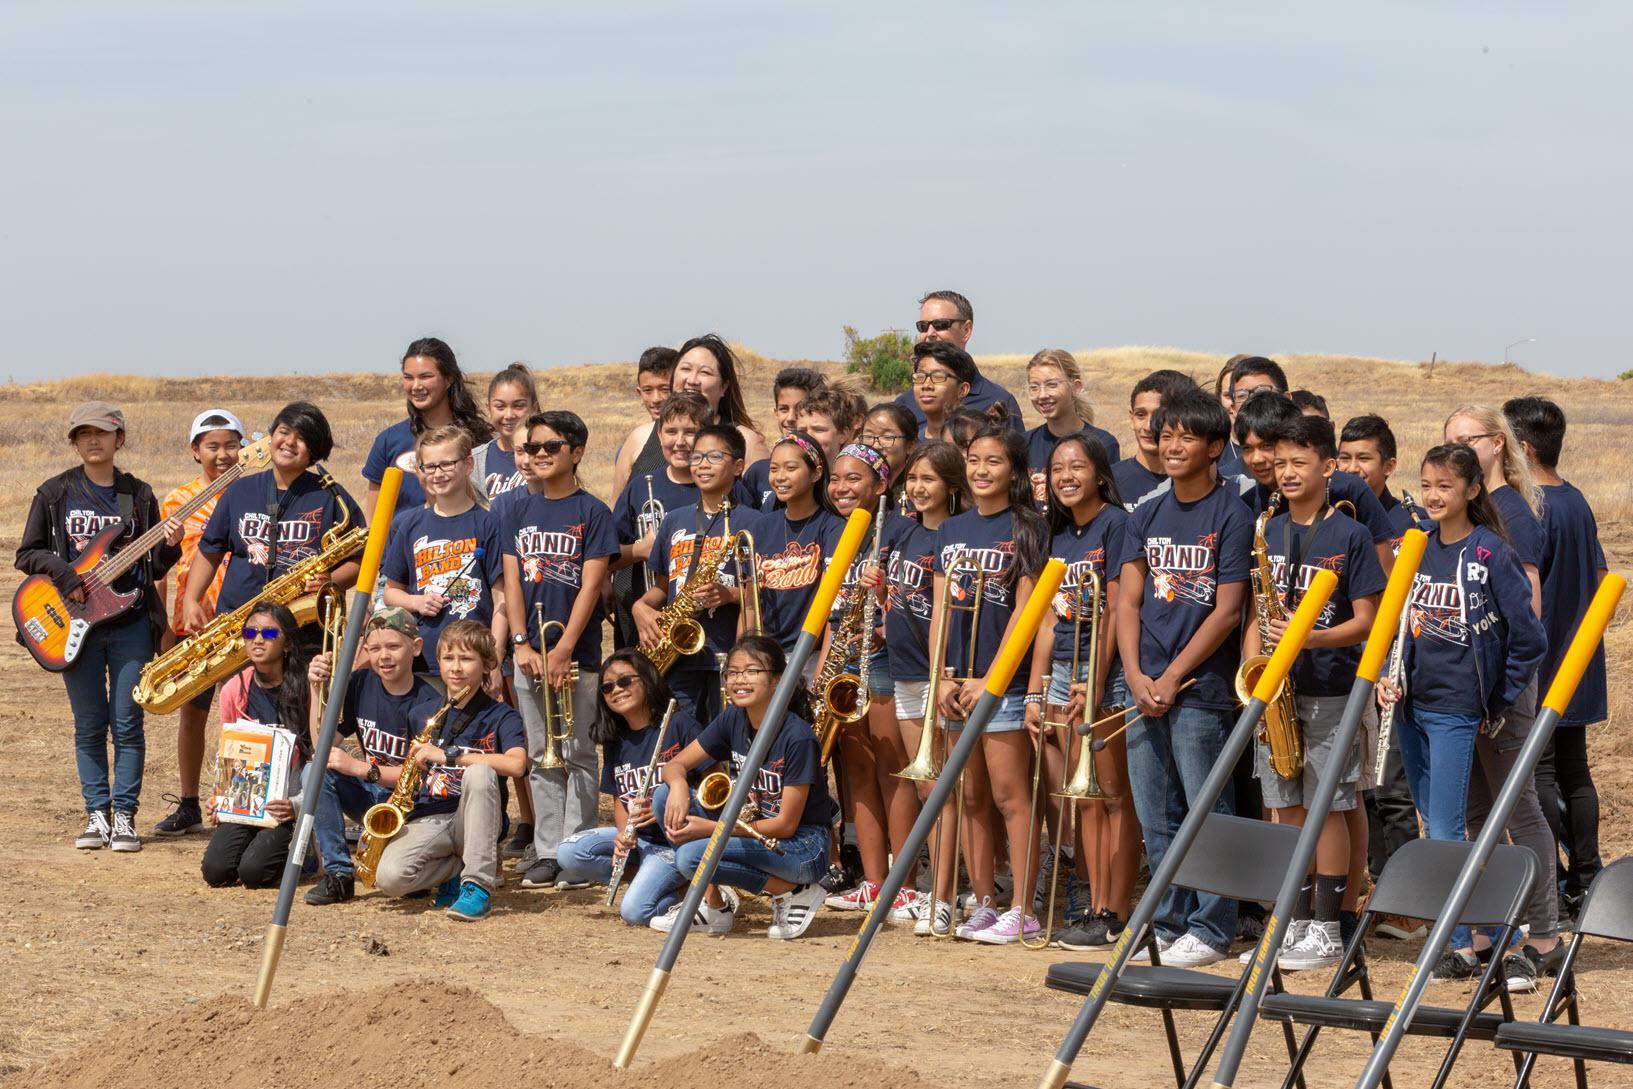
[
  {"x1": 1621, "y1": 367, "x2": 1633, "y2": 381},
  {"x1": 843, "y1": 326, "x2": 913, "y2": 393}
]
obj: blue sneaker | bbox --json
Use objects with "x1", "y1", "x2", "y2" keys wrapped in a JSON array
[
  {"x1": 433, "y1": 876, "x2": 462, "y2": 909},
  {"x1": 446, "y1": 881, "x2": 491, "y2": 921}
]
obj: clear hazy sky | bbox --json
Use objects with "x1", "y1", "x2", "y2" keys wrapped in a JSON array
[{"x1": 5, "y1": 3, "x2": 1629, "y2": 379}]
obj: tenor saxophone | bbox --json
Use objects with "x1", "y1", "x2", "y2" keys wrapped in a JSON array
[
  {"x1": 353, "y1": 688, "x2": 468, "y2": 888},
  {"x1": 133, "y1": 468, "x2": 367, "y2": 714},
  {"x1": 1233, "y1": 496, "x2": 1304, "y2": 779}
]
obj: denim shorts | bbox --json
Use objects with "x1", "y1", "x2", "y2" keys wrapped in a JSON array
[
  {"x1": 946, "y1": 690, "x2": 1026, "y2": 734},
  {"x1": 1045, "y1": 658, "x2": 1130, "y2": 711},
  {"x1": 865, "y1": 648, "x2": 893, "y2": 698}
]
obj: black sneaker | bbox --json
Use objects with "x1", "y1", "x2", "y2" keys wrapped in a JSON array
[
  {"x1": 75, "y1": 810, "x2": 111, "y2": 850},
  {"x1": 1236, "y1": 910, "x2": 1266, "y2": 944},
  {"x1": 520, "y1": 858, "x2": 561, "y2": 888},
  {"x1": 1502, "y1": 951, "x2": 1539, "y2": 993},
  {"x1": 1055, "y1": 911, "x2": 1123, "y2": 950},
  {"x1": 304, "y1": 872, "x2": 356, "y2": 906},
  {"x1": 154, "y1": 795, "x2": 204, "y2": 837},
  {"x1": 1429, "y1": 950, "x2": 1480, "y2": 983},
  {"x1": 502, "y1": 821, "x2": 533, "y2": 860}
]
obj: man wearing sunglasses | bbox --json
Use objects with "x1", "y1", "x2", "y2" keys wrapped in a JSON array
[{"x1": 892, "y1": 290, "x2": 1023, "y2": 429}]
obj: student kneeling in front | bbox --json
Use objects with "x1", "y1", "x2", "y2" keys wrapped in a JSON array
[{"x1": 371, "y1": 620, "x2": 527, "y2": 921}]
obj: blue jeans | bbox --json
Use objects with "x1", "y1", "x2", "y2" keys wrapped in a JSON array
[
  {"x1": 1125, "y1": 701, "x2": 1238, "y2": 951},
  {"x1": 675, "y1": 822, "x2": 831, "y2": 894},
  {"x1": 314, "y1": 770, "x2": 391, "y2": 877},
  {"x1": 559, "y1": 822, "x2": 688, "y2": 926},
  {"x1": 62, "y1": 616, "x2": 151, "y2": 814}
]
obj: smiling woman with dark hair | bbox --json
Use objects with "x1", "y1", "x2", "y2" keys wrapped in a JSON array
[{"x1": 364, "y1": 337, "x2": 494, "y2": 517}]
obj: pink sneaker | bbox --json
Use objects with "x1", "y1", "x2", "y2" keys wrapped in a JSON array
[
  {"x1": 824, "y1": 880, "x2": 881, "y2": 911},
  {"x1": 955, "y1": 897, "x2": 1000, "y2": 940},
  {"x1": 969, "y1": 906, "x2": 1041, "y2": 945}
]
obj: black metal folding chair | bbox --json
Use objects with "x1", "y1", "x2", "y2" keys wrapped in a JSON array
[
  {"x1": 1494, "y1": 856, "x2": 1633, "y2": 1088},
  {"x1": 1258, "y1": 838, "x2": 1535, "y2": 1089},
  {"x1": 1043, "y1": 813, "x2": 1302, "y2": 1089}
]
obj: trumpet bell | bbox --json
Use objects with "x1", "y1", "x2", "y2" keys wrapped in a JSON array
[{"x1": 536, "y1": 746, "x2": 567, "y2": 771}]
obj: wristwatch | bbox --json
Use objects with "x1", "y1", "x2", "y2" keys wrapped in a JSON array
[
  {"x1": 444, "y1": 745, "x2": 465, "y2": 765},
  {"x1": 365, "y1": 764, "x2": 381, "y2": 784},
  {"x1": 510, "y1": 632, "x2": 529, "y2": 647}
]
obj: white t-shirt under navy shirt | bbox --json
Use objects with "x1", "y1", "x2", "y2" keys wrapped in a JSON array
[
  {"x1": 382, "y1": 504, "x2": 504, "y2": 670},
  {"x1": 363, "y1": 419, "x2": 424, "y2": 513},
  {"x1": 1127, "y1": 480, "x2": 1254, "y2": 712},
  {"x1": 1262, "y1": 508, "x2": 1388, "y2": 696}
]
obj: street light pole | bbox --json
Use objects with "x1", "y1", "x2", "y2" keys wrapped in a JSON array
[{"x1": 1504, "y1": 337, "x2": 1536, "y2": 364}]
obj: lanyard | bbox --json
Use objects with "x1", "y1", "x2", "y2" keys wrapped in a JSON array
[{"x1": 1280, "y1": 504, "x2": 1330, "y2": 608}]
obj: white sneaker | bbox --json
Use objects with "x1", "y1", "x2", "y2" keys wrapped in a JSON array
[
  {"x1": 955, "y1": 896, "x2": 1000, "y2": 940},
  {"x1": 1163, "y1": 933, "x2": 1227, "y2": 967},
  {"x1": 1241, "y1": 918, "x2": 1310, "y2": 964},
  {"x1": 887, "y1": 888, "x2": 920, "y2": 925},
  {"x1": 767, "y1": 883, "x2": 824, "y2": 939},
  {"x1": 1128, "y1": 933, "x2": 1175, "y2": 963},
  {"x1": 1279, "y1": 920, "x2": 1344, "y2": 972},
  {"x1": 914, "y1": 898, "x2": 955, "y2": 937},
  {"x1": 648, "y1": 891, "x2": 737, "y2": 934}
]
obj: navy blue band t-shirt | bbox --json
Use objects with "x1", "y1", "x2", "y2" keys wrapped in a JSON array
[
  {"x1": 1112, "y1": 457, "x2": 1167, "y2": 513},
  {"x1": 339, "y1": 668, "x2": 444, "y2": 768},
  {"x1": 753, "y1": 508, "x2": 846, "y2": 653},
  {"x1": 501, "y1": 488, "x2": 619, "y2": 668},
  {"x1": 1490, "y1": 485, "x2": 1546, "y2": 570},
  {"x1": 363, "y1": 418, "x2": 424, "y2": 513},
  {"x1": 648, "y1": 502, "x2": 765, "y2": 666},
  {"x1": 600, "y1": 710, "x2": 703, "y2": 844},
  {"x1": 1025, "y1": 423, "x2": 1122, "y2": 482},
  {"x1": 884, "y1": 517, "x2": 938, "y2": 683},
  {"x1": 59, "y1": 475, "x2": 146, "y2": 596},
  {"x1": 932, "y1": 507, "x2": 1031, "y2": 696},
  {"x1": 613, "y1": 471, "x2": 756, "y2": 545},
  {"x1": 1048, "y1": 504, "x2": 1136, "y2": 664},
  {"x1": 201, "y1": 469, "x2": 365, "y2": 615},
  {"x1": 1246, "y1": 472, "x2": 1391, "y2": 545},
  {"x1": 740, "y1": 459, "x2": 776, "y2": 511},
  {"x1": 1540, "y1": 481, "x2": 1607, "y2": 726},
  {"x1": 382, "y1": 505, "x2": 504, "y2": 670},
  {"x1": 412, "y1": 691, "x2": 527, "y2": 819},
  {"x1": 1128, "y1": 481, "x2": 1254, "y2": 711},
  {"x1": 1380, "y1": 488, "x2": 1429, "y2": 554},
  {"x1": 1263, "y1": 508, "x2": 1388, "y2": 696},
  {"x1": 477, "y1": 443, "x2": 526, "y2": 502},
  {"x1": 692, "y1": 706, "x2": 835, "y2": 829}
]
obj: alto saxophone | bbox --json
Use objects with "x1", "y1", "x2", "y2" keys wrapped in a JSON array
[
  {"x1": 134, "y1": 467, "x2": 367, "y2": 714},
  {"x1": 639, "y1": 502, "x2": 754, "y2": 674},
  {"x1": 1234, "y1": 495, "x2": 1304, "y2": 779},
  {"x1": 354, "y1": 688, "x2": 469, "y2": 888}
]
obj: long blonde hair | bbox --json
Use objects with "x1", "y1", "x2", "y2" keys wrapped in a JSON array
[
  {"x1": 1027, "y1": 349, "x2": 1094, "y2": 425},
  {"x1": 416, "y1": 424, "x2": 488, "y2": 510},
  {"x1": 1445, "y1": 404, "x2": 1541, "y2": 517}
]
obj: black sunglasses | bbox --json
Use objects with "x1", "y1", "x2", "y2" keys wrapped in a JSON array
[
  {"x1": 600, "y1": 674, "x2": 640, "y2": 695},
  {"x1": 914, "y1": 317, "x2": 965, "y2": 333},
  {"x1": 522, "y1": 439, "x2": 571, "y2": 456}
]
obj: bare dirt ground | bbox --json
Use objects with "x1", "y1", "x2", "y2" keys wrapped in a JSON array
[{"x1": 4, "y1": 352, "x2": 1633, "y2": 1087}]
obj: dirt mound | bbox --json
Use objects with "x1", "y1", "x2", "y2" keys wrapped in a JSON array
[{"x1": 2, "y1": 983, "x2": 943, "y2": 1089}]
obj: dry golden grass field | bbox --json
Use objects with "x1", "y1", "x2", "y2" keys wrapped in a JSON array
[{"x1": 2, "y1": 346, "x2": 1632, "y2": 1089}]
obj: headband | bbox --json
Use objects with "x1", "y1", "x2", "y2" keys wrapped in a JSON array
[
  {"x1": 776, "y1": 432, "x2": 825, "y2": 471},
  {"x1": 838, "y1": 442, "x2": 890, "y2": 486}
]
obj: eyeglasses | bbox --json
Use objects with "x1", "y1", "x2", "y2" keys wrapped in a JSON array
[
  {"x1": 417, "y1": 459, "x2": 463, "y2": 477},
  {"x1": 241, "y1": 626, "x2": 282, "y2": 641},
  {"x1": 1449, "y1": 432, "x2": 1498, "y2": 445},
  {"x1": 723, "y1": 667, "x2": 772, "y2": 681},
  {"x1": 689, "y1": 450, "x2": 730, "y2": 466},
  {"x1": 600, "y1": 674, "x2": 640, "y2": 695},
  {"x1": 521, "y1": 439, "x2": 570, "y2": 456},
  {"x1": 914, "y1": 318, "x2": 965, "y2": 333},
  {"x1": 1026, "y1": 380, "x2": 1068, "y2": 397},
  {"x1": 860, "y1": 431, "x2": 905, "y2": 447},
  {"x1": 911, "y1": 370, "x2": 957, "y2": 389},
  {"x1": 1231, "y1": 385, "x2": 1277, "y2": 404}
]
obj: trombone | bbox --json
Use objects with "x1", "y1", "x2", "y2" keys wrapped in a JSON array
[
  {"x1": 722, "y1": 501, "x2": 762, "y2": 638},
  {"x1": 1021, "y1": 569, "x2": 1113, "y2": 950},
  {"x1": 896, "y1": 548, "x2": 985, "y2": 937},
  {"x1": 533, "y1": 605, "x2": 577, "y2": 772}
]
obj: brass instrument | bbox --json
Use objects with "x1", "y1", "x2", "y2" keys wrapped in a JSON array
[
  {"x1": 134, "y1": 466, "x2": 367, "y2": 714},
  {"x1": 639, "y1": 504, "x2": 755, "y2": 674},
  {"x1": 1373, "y1": 490, "x2": 1423, "y2": 779},
  {"x1": 856, "y1": 496, "x2": 885, "y2": 723},
  {"x1": 896, "y1": 548, "x2": 985, "y2": 937},
  {"x1": 533, "y1": 608, "x2": 578, "y2": 773},
  {"x1": 313, "y1": 583, "x2": 346, "y2": 711},
  {"x1": 809, "y1": 499, "x2": 884, "y2": 764},
  {"x1": 723, "y1": 501, "x2": 761, "y2": 637},
  {"x1": 1022, "y1": 570, "x2": 1111, "y2": 950},
  {"x1": 1234, "y1": 495, "x2": 1304, "y2": 779},
  {"x1": 697, "y1": 770, "x2": 782, "y2": 852},
  {"x1": 635, "y1": 474, "x2": 665, "y2": 593},
  {"x1": 354, "y1": 686, "x2": 470, "y2": 887}
]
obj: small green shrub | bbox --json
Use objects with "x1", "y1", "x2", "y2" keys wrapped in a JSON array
[{"x1": 843, "y1": 325, "x2": 914, "y2": 393}]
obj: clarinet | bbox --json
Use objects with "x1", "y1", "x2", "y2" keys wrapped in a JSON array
[{"x1": 606, "y1": 699, "x2": 677, "y2": 906}]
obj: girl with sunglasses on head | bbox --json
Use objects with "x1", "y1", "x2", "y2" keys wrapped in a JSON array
[
  {"x1": 382, "y1": 426, "x2": 506, "y2": 687},
  {"x1": 202, "y1": 601, "x2": 313, "y2": 890},
  {"x1": 1378, "y1": 443, "x2": 1547, "y2": 987},
  {"x1": 1023, "y1": 349, "x2": 1121, "y2": 504},
  {"x1": 364, "y1": 337, "x2": 493, "y2": 519},
  {"x1": 753, "y1": 431, "x2": 845, "y2": 656},
  {"x1": 886, "y1": 441, "x2": 971, "y2": 936},
  {"x1": 1026, "y1": 433, "x2": 1139, "y2": 949},
  {"x1": 555, "y1": 650, "x2": 705, "y2": 925},
  {"x1": 931, "y1": 424, "x2": 1049, "y2": 945},
  {"x1": 472, "y1": 363, "x2": 541, "y2": 503},
  {"x1": 660, "y1": 635, "x2": 836, "y2": 939}
]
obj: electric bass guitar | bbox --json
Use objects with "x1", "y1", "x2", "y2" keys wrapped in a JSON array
[{"x1": 13, "y1": 435, "x2": 273, "y2": 671}]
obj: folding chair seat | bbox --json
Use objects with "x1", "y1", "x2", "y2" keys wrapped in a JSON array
[
  {"x1": 1259, "y1": 838, "x2": 1536, "y2": 1089},
  {"x1": 1494, "y1": 857, "x2": 1633, "y2": 1088},
  {"x1": 1043, "y1": 813, "x2": 1300, "y2": 1089}
]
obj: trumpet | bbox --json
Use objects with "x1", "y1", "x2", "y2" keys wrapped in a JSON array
[
  {"x1": 697, "y1": 770, "x2": 782, "y2": 852},
  {"x1": 635, "y1": 474, "x2": 665, "y2": 594},
  {"x1": 354, "y1": 686, "x2": 470, "y2": 887},
  {"x1": 896, "y1": 548, "x2": 985, "y2": 936},
  {"x1": 313, "y1": 583, "x2": 346, "y2": 712},
  {"x1": 1022, "y1": 570, "x2": 1112, "y2": 950},
  {"x1": 533, "y1": 607, "x2": 578, "y2": 773}
]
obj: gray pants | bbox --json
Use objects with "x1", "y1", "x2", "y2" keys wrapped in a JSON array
[
  {"x1": 517, "y1": 669, "x2": 600, "y2": 860},
  {"x1": 1466, "y1": 678, "x2": 1559, "y2": 941},
  {"x1": 373, "y1": 764, "x2": 502, "y2": 895}
]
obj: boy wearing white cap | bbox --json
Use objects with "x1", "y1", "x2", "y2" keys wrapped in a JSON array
[{"x1": 154, "y1": 409, "x2": 246, "y2": 835}]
